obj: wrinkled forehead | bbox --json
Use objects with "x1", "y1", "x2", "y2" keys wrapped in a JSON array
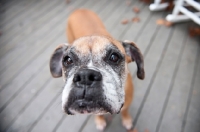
[{"x1": 71, "y1": 36, "x2": 125, "y2": 55}]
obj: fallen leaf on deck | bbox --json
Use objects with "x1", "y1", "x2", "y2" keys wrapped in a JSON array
[
  {"x1": 132, "y1": 17, "x2": 140, "y2": 22},
  {"x1": 127, "y1": 128, "x2": 138, "y2": 132},
  {"x1": 156, "y1": 19, "x2": 165, "y2": 25},
  {"x1": 133, "y1": 7, "x2": 140, "y2": 13},
  {"x1": 121, "y1": 19, "x2": 129, "y2": 24},
  {"x1": 164, "y1": 20, "x2": 173, "y2": 27},
  {"x1": 156, "y1": 19, "x2": 173, "y2": 27},
  {"x1": 189, "y1": 27, "x2": 200, "y2": 37},
  {"x1": 126, "y1": 0, "x2": 131, "y2": 6},
  {"x1": 66, "y1": 0, "x2": 70, "y2": 4},
  {"x1": 145, "y1": 129, "x2": 150, "y2": 132},
  {"x1": 67, "y1": 6, "x2": 74, "y2": 11},
  {"x1": 193, "y1": 90, "x2": 197, "y2": 95}
]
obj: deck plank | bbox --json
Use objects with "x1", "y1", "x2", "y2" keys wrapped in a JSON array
[
  {"x1": 0, "y1": 0, "x2": 51, "y2": 33},
  {"x1": 0, "y1": 0, "x2": 62, "y2": 57},
  {"x1": 56, "y1": 115, "x2": 89, "y2": 132},
  {"x1": 0, "y1": 0, "x2": 31, "y2": 27},
  {"x1": 104, "y1": 0, "x2": 132, "y2": 33},
  {"x1": 30, "y1": 97, "x2": 63, "y2": 132},
  {"x1": 0, "y1": 0, "x2": 80, "y2": 90},
  {"x1": 134, "y1": 23, "x2": 188, "y2": 132},
  {"x1": 110, "y1": 1, "x2": 144, "y2": 39},
  {"x1": 0, "y1": 0, "x2": 62, "y2": 48},
  {"x1": 0, "y1": 0, "x2": 40, "y2": 28},
  {"x1": 0, "y1": 28, "x2": 67, "y2": 131},
  {"x1": 0, "y1": 64, "x2": 53, "y2": 131},
  {"x1": 132, "y1": 23, "x2": 173, "y2": 131},
  {"x1": 0, "y1": 0, "x2": 69, "y2": 73},
  {"x1": 158, "y1": 32, "x2": 200, "y2": 132},
  {"x1": 5, "y1": 78, "x2": 63, "y2": 132},
  {"x1": 0, "y1": 30, "x2": 65, "y2": 109},
  {"x1": 127, "y1": 12, "x2": 165, "y2": 121},
  {"x1": 184, "y1": 43, "x2": 200, "y2": 132}
]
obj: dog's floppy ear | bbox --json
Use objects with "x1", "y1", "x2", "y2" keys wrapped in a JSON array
[
  {"x1": 121, "y1": 40, "x2": 145, "y2": 80},
  {"x1": 50, "y1": 43, "x2": 69, "y2": 78}
]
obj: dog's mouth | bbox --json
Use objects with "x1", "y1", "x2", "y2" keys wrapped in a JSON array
[{"x1": 64, "y1": 99, "x2": 114, "y2": 115}]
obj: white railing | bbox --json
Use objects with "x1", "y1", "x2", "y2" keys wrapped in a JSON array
[{"x1": 149, "y1": 0, "x2": 200, "y2": 25}]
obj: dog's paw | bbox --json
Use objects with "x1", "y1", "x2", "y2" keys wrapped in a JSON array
[
  {"x1": 122, "y1": 118, "x2": 133, "y2": 130},
  {"x1": 95, "y1": 118, "x2": 107, "y2": 131}
]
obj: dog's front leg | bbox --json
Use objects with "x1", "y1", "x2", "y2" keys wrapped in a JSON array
[
  {"x1": 95, "y1": 115, "x2": 107, "y2": 131},
  {"x1": 121, "y1": 107, "x2": 133, "y2": 130},
  {"x1": 121, "y1": 73, "x2": 134, "y2": 130}
]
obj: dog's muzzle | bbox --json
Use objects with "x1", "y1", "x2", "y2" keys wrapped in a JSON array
[{"x1": 64, "y1": 68, "x2": 113, "y2": 114}]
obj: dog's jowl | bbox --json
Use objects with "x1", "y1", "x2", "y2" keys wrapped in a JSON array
[{"x1": 49, "y1": 9, "x2": 145, "y2": 131}]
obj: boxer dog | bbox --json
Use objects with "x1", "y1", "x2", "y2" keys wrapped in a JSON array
[{"x1": 49, "y1": 9, "x2": 145, "y2": 131}]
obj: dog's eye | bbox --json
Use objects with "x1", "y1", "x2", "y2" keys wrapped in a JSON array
[
  {"x1": 109, "y1": 53, "x2": 119, "y2": 63},
  {"x1": 63, "y1": 56, "x2": 73, "y2": 66}
]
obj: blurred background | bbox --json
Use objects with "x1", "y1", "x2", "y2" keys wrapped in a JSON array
[{"x1": 0, "y1": 0, "x2": 199, "y2": 132}]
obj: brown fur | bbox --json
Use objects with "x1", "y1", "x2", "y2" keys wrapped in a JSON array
[
  {"x1": 67, "y1": 9, "x2": 134, "y2": 130},
  {"x1": 67, "y1": 9, "x2": 110, "y2": 43},
  {"x1": 67, "y1": 9, "x2": 126, "y2": 54}
]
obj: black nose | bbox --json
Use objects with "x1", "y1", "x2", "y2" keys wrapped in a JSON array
[{"x1": 73, "y1": 69, "x2": 102, "y2": 86}]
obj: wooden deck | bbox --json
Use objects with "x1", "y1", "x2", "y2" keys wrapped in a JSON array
[{"x1": 0, "y1": 0, "x2": 200, "y2": 132}]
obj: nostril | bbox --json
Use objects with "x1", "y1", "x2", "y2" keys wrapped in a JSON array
[
  {"x1": 88, "y1": 74, "x2": 95, "y2": 81},
  {"x1": 88, "y1": 73, "x2": 102, "y2": 81},
  {"x1": 73, "y1": 74, "x2": 81, "y2": 82}
]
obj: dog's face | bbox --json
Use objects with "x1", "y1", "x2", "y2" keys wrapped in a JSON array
[{"x1": 50, "y1": 36, "x2": 144, "y2": 115}]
